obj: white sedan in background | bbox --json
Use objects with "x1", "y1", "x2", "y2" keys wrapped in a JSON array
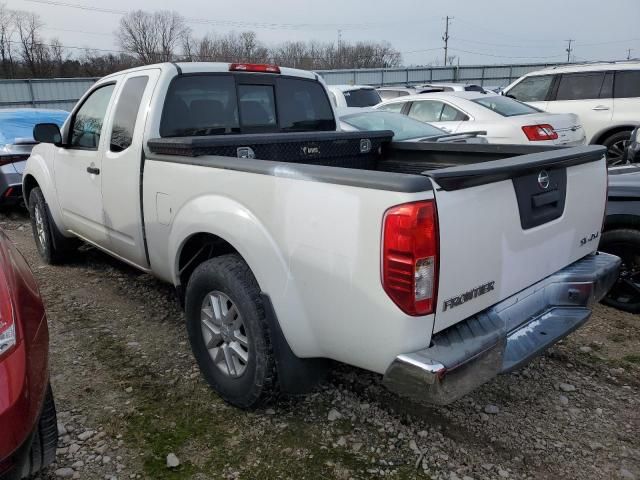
[{"x1": 375, "y1": 91, "x2": 586, "y2": 146}]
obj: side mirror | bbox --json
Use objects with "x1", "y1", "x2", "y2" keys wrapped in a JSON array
[{"x1": 33, "y1": 123, "x2": 62, "y2": 146}]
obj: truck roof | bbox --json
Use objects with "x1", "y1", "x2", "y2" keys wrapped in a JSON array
[{"x1": 101, "y1": 62, "x2": 318, "y2": 82}]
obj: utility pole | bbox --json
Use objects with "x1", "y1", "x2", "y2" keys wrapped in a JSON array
[
  {"x1": 337, "y1": 29, "x2": 342, "y2": 67},
  {"x1": 565, "y1": 39, "x2": 574, "y2": 63},
  {"x1": 627, "y1": 48, "x2": 633, "y2": 60},
  {"x1": 443, "y1": 16, "x2": 453, "y2": 66}
]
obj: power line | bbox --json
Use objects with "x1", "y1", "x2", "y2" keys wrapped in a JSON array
[
  {"x1": 448, "y1": 47, "x2": 566, "y2": 60},
  {"x1": 23, "y1": 0, "x2": 435, "y2": 31}
]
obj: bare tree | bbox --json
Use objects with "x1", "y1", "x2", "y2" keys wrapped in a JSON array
[
  {"x1": 0, "y1": 3, "x2": 16, "y2": 77},
  {"x1": 14, "y1": 10, "x2": 44, "y2": 75},
  {"x1": 117, "y1": 10, "x2": 188, "y2": 63}
]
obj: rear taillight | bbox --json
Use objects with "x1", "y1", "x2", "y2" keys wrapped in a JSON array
[
  {"x1": 382, "y1": 200, "x2": 439, "y2": 316},
  {"x1": 229, "y1": 63, "x2": 281, "y2": 74},
  {"x1": 522, "y1": 124, "x2": 558, "y2": 141},
  {"x1": 0, "y1": 265, "x2": 15, "y2": 358}
]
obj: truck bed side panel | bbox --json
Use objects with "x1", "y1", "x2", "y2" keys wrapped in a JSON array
[{"x1": 143, "y1": 158, "x2": 435, "y2": 374}]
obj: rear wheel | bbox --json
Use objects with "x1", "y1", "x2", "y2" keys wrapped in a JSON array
[
  {"x1": 185, "y1": 254, "x2": 279, "y2": 408},
  {"x1": 28, "y1": 187, "x2": 77, "y2": 264},
  {"x1": 22, "y1": 383, "x2": 58, "y2": 477},
  {"x1": 599, "y1": 229, "x2": 640, "y2": 314},
  {"x1": 602, "y1": 131, "x2": 631, "y2": 166}
]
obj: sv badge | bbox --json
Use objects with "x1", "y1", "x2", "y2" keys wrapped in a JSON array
[{"x1": 580, "y1": 231, "x2": 599, "y2": 247}]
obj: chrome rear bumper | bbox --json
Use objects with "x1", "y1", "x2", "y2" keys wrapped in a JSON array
[{"x1": 382, "y1": 252, "x2": 620, "y2": 405}]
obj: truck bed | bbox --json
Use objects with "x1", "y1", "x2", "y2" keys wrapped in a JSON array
[{"x1": 147, "y1": 130, "x2": 601, "y2": 192}]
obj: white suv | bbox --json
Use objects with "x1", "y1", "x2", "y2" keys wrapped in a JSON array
[{"x1": 503, "y1": 61, "x2": 640, "y2": 165}]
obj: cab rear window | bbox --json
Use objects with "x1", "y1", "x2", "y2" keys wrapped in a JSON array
[{"x1": 160, "y1": 74, "x2": 335, "y2": 137}]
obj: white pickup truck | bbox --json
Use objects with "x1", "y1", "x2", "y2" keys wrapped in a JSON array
[{"x1": 23, "y1": 62, "x2": 620, "y2": 409}]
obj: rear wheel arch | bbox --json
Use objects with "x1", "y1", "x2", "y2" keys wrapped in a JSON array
[
  {"x1": 176, "y1": 232, "x2": 241, "y2": 304},
  {"x1": 178, "y1": 235, "x2": 329, "y2": 398}
]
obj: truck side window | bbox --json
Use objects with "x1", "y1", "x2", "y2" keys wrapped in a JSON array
[
  {"x1": 110, "y1": 76, "x2": 149, "y2": 152},
  {"x1": 70, "y1": 84, "x2": 115, "y2": 149},
  {"x1": 160, "y1": 75, "x2": 240, "y2": 137},
  {"x1": 238, "y1": 84, "x2": 276, "y2": 128},
  {"x1": 507, "y1": 75, "x2": 553, "y2": 102}
]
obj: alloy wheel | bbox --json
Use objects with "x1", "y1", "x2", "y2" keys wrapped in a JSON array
[{"x1": 200, "y1": 291, "x2": 249, "y2": 378}]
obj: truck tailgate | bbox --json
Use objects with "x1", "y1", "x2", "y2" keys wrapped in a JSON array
[{"x1": 426, "y1": 146, "x2": 607, "y2": 333}]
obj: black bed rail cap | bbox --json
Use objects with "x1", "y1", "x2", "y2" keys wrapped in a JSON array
[{"x1": 427, "y1": 145, "x2": 606, "y2": 191}]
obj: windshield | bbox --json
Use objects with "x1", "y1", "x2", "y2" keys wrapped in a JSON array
[
  {"x1": 341, "y1": 110, "x2": 446, "y2": 140},
  {"x1": 0, "y1": 109, "x2": 68, "y2": 147},
  {"x1": 472, "y1": 95, "x2": 541, "y2": 117},
  {"x1": 343, "y1": 88, "x2": 382, "y2": 107}
]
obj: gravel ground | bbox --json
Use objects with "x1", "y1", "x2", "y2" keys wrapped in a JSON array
[{"x1": 1, "y1": 209, "x2": 638, "y2": 480}]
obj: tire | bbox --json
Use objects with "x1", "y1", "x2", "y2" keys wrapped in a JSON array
[
  {"x1": 28, "y1": 187, "x2": 77, "y2": 264},
  {"x1": 22, "y1": 383, "x2": 58, "y2": 477},
  {"x1": 185, "y1": 254, "x2": 278, "y2": 409},
  {"x1": 602, "y1": 131, "x2": 632, "y2": 167},
  {"x1": 599, "y1": 228, "x2": 640, "y2": 314}
]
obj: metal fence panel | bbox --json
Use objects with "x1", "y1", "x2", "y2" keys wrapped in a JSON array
[
  {"x1": 316, "y1": 62, "x2": 562, "y2": 87},
  {"x1": 0, "y1": 63, "x2": 565, "y2": 109},
  {"x1": 0, "y1": 78, "x2": 97, "y2": 110}
]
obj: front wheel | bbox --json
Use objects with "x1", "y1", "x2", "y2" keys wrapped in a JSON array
[
  {"x1": 185, "y1": 254, "x2": 279, "y2": 408},
  {"x1": 28, "y1": 187, "x2": 77, "y2": 264},
  {"x1": 599, "y1": 228, "x2": 640, "y2": 314}
]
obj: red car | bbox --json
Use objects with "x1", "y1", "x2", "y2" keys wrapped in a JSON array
[{"x1": 0, "y1": 229, "x2": 57, "y2": 479}]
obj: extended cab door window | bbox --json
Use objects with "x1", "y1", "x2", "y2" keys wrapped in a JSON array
[
  {"x1": 103, "y1": 71, "x2": 158, "y2": 267},
  {"x1": 110, "y1": 76, "x2": 149, "y2": 152},
  {"x1": 69, "y1": 84, "x2": 116, "y2": 149}
]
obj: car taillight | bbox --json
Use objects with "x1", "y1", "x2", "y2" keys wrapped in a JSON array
[
  {"x1": 0, "y1": 265, "x2": 15, "y2": 358},
  {"x1": 229, "y1": 63, "x2": 281, "y2": 74},
  {"x1": 522, "y1": 124, "x2": 558, "y2": 141},
  {"x1": 382, "y1": 200, "x2": 439, "y2": 316}
]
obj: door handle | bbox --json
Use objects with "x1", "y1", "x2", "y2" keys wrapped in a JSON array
[
  {"x1": 86, "y1": 166, "x2": 100, "y2": 175},
  {"x1": 592, "y1": 105, "x2": 610, "y2": 111}
]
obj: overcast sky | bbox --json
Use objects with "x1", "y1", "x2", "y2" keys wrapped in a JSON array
[{"x1": 6, "y1": 0, "x2": 640, "y2": 66}]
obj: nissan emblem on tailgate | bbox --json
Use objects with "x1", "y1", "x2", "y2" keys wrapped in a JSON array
[{"x1": 537, "y1": 170, "x2": 550, "y2": 189}]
